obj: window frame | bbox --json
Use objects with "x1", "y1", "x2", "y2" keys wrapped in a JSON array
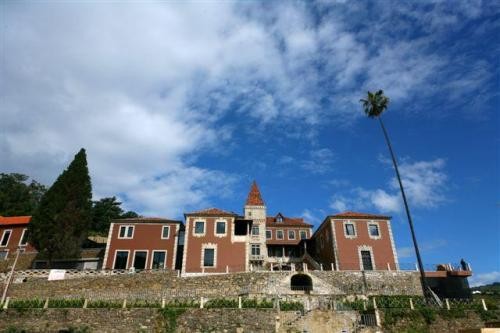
[
  {"x1": 214, "y1": 220, "x2": 227, "y2": 237},
  {"x1": 266, "y1": 229, "x2": 272, "y2": 240},
  {"x1": 150, "y1": 250, "x2": 167, "y2": 269},
  {"x1": 193, "y1": 220, "x2": 206, "y2": 237},
  {"x1": 132, "y1": 250, "x2": 148, "y2": 270},
  {"x1": 251, "y1": 244, "x2": 261, "y2": 256},
  {"x1": 300, "y1": 230, "x2": 307, "y2": 240},
  {"x1": 358, "y1": 245, "x2": 376, "y2": 271},
  {"x1": 112, "y1": 250, "x2": 130, "y2": 270},
  {"x1": 368, "y1": 222, "x2": 381, "y2": 239},
  {"x1": 0, "y1": 229, "x2": 12, "y2": 247},
  {"x1": 118, "y1": 225, "x2": 134, "y2": 239},
  {"x1": 288, "y1": 230, "x2": 296, "y2": 240},
  {"x1": 161, "y1": 225, "x2": 170, "y2": 239},
  {"x1": 251, "y1": 225, "x2": 259, "y2": 236},
  {"x1": 276, "y1": 230, "x2": 284, "y2": 240},
  {"x1": 343, "y1": 221, "x2": 357, "y2": 239},
  {"x1": 19, "y1": 228, "x2": 29, "y2": 246},
  {"x1": 201, "y1": 244, "x2": 217, "y2": 268}
]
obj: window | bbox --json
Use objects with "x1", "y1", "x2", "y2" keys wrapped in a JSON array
[
  {"x1": 300, "y1": 230, "x2": 307, "y2": 240},
  {"x1": 162, "y1": 226, "x2": 170, "y2": 239},
  {"x1": 19, "y1": 229, "x2": 29, "y2": 246},
  {"x1": 0, "y1": 230, "x2": 12, "y2": 247},
  {"x1": 361, "y1": 250, "x2": 373, "y2": 271},
  {"x1": 276, "y1": 216, "x2": 283, "y2": 223},
  {"x1": 133, "y1": 251, "x2": 147, "y2": 270},
  {"x1": 276, "y1": 230, "x2": 284, "y2": 240},
  {"x1": 178, "y1": 230, "x2": 185, "y2": 246},
  {"x1": 345, "y1": 223, "x2": 356, "y2": 237},
  {"x1": 194, "y1": 221, "x2": 205, "y2": 235},
  {"x1": 288, "y1": 230, "x2": 296, "y2": 240},
  {"x1": 203, "y1": 248, "x2": 215, "y2": 267},
  {"x1": 369, "y1": 224, "x2": 380, "y2": 237},
  {"x1": 251, "y1": 225, "x2": 259, "y2": 236},
  {"x1": 0, "y1": 251, "x2": 7, "y2": 260},
  {"x1": 151, "y1": 251, "x2": 166, "y2": 269},
  {"x1": 266, "y1": 230, "x2": 272, "y2": 239},
  {"x1": 216, "y1": 221, "x2": 226, "y2": 235},
  {"x1": 118, "y1": 226, "x2": 134, "y2": 239},
  {"x1": 114, "y1": 251, "x2": 129, "y2": 269},
  {"x1": 251, "y1": 244, "x2": 260, "y2": 256}
]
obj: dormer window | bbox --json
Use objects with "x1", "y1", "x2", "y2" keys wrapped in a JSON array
[{"x1": 276, "y1": 215, "x2": 283, "y2": 223}]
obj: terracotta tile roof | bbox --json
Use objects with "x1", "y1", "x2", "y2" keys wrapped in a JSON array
[
  {"x1": 330, "y1": 211, "x2": 391, "y2": 219},
  {"x1": 0, "y1": 216, "x2": 31, "y2": 226},
  {"x1": 245, "y1": 181, "x2": 265, "y2": 206},
  {"x1": 266, "y1": 213, "x2": 312, "y2": 227},
  {"x1": 185, "y1": 208, "x2": 238, "y2": 217},
  {"x1": 112, "y1": 217, "x2": 182, "y2": 224}
]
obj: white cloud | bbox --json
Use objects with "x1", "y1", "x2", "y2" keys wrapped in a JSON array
[
  {"x1": 301, "y1": 148, "x2": 335, "y2": 174},
  {"x1": 469, "y1": 271, "x2": 500, "y2": 287},
  {"x1": 397, "y1": 239, "x2": 448, "y2": 259},
  {"x1": 328, "y1": 158, "x2": 448, "y2": 214}
]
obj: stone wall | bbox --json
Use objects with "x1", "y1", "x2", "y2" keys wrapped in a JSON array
[{"x1": 7, "y1": 270, "x2": 423, "y2": 300}]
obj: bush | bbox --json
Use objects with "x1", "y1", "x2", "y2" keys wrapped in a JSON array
[
  {"x1": 280, "y1": 301, "x2": 304, "y2": 311},
  {"x1": 204, "y1": 298, "x2": 238, "y2": 309},
  {"x1": 48, "y1": 298, "x2": 85, "y2": 308},
  {"x1": 8, "y1": 299, "x2": 44, "y2": 309},
  {"x1": 127, "y1": 299, "x2": 161, "y2": 308},
  {"x1": 87, "y1": 300, "x2": 122, "y2": 308},
  {"x1": 165, "y1": 299, "x2": 199, "y2": 308},
  {"x1": 159, "y1": 308, "x2": 186, "y2": 333}
]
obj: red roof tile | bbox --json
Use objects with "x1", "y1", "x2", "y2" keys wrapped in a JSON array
[
  {"x1": 266, "y1": 213, "x2": 312, "y2": 227},
  {"x1": 112, "y1": 217, "x2": 181, "y2": 224},
  {"x1": 331, "y1": 211, "x2": 391, "y2": 219},
  {"x1": 245, "y1": 181, "x2": 265, "y2": 206},
  {"x1": 185, "y1": 208, "x2": 238, "y2": 217},
  {"x1": 0, "y1": 216, "x2": 31, "y2": 226}
]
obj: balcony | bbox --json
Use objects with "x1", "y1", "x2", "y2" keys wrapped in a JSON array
[{"x1": 249, "y1": 254, "x2": 265, "y2": 261}]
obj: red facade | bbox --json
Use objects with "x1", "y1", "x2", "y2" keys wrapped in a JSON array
[
  {"x1": 103, "y1": 218, "x2": 181, "y2": 270},
  {"x1": 0, "y1": 216, "x2": 36, "y2": 259}
]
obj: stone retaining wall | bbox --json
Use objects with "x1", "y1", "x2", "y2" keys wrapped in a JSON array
[{"x1": 7, "y1": 270, "x2": 423, "y2": 300}]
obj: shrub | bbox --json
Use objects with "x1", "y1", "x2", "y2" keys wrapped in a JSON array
[
  {"x1": 127, "y1": 299, "x2": 161, "y2": 308},
  {"x1": 280, "y1": 301, "x2": 304, "y2": 311},
  {"x1": 48, "y1": 298, "x2": 85, "y2": 308},
  {"x1": 204, "y1": 298, "x2": 238, "y2": 309},
  {"x1": 8, "y1": 299, "x2": 44, "y2": 309},
  {"x1": 159, "y1": 308, "x2": 186, "y2": 333},
  {"x1": 87, "y1": 300, "x2": 122, "y2": 308}
]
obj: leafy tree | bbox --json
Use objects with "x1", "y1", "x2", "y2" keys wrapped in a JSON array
[
  {"x1": 0, "y1": 173, "x2": 47, "y2": 216},
  {"x1": 90, "y1": 197, "x2": 139, "y2": 235},
  {"x1": 361, "y1": 90, "x2": 431, "y2": 301},
  {"x1": 29, "y1": 149, "x2": 92, "y2": 263}
]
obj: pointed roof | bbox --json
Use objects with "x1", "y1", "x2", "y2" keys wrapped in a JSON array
[{"x1": 245, "y1": 181, "x2": 265, "y2": 206}]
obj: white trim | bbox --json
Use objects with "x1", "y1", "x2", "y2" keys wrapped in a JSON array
[
  {"x1": 201, "y1": 243, "x2": 217, "y2": 268},
  {"x1": 112, "y1": 249, "x2": 130, "y2": 269},
  {"x1": 102, "y1": 223, "x2": 114, "y2": 269},
  {"x1": 0, "y1": 229, "x2": 12, "y2": 247},
  {"x1": 214, "y1": 219, "x2": 227, "y2": 238},
  {"x1": 386, "y1": 219, "x2": 400, "y2": 270},
  {"x1": 18, "y1": 228, "x2": 28, "y2": 246},
  {"x1": 151, "y1": 250, "x2": 168, "y2": 269},
  {"x1": 331, "y1": 219, "x2": 340, "y2": 270},
  {"x1": 161, "y1": 225, "x2": 170, "y2": 239},
  {"x1": 172, "y1": 224, "x2": 179, "y2": 270},
  {"x1": 182, "y1": 218, "x2": 190, "y2": 274},
  {"x1": 132, "y1": 249, "x2": 149, "y2": 270},
  {"x1": 288, "y1": 230, "x2": 296, "y2": 240},
  {"x1": 193, "y1": 219, "x2": 206, "y2": 237},
  {"x1": 117, "y1": 225, "x2": 134, "y2": 239},
  {"x1": 358, "y1": 245, "x2": 376, "y2": 271},
  {"x1": 343, "y1": 221, "x2": 357, "y2": 239},
  {"x1": 368, "y1": 221, "x2": 382, "y2": 240},
  {"x1": 251, "y1": 225, "x2": 260, "y2": 236},
  {"x1": 0, "y1": 249, "x2": 9, "y2": 260},
  {"x1": 276, "y1": 229, "x2": 284, "y2": 240}
]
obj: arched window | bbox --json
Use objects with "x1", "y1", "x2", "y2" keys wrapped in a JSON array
[{"x1": 290, "y1": 274, "x2": 313, "y2": 292}]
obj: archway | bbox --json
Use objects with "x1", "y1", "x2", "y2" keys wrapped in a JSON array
[{"x1": 290, "y1": 274, "x2": 313, "y2": 292}]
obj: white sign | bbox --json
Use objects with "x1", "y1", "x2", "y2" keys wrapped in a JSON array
[{"x1": 48, "y1": 269, "x2": 66, "y2": 281}]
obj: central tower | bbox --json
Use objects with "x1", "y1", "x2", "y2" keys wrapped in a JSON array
[{"x1": 244, "y1": 181, "x2": 267, "y2": 268}]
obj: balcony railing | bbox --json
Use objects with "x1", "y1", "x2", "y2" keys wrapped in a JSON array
[{"x1": 249, "y1": 254, "x2": 265, "y2": 261}]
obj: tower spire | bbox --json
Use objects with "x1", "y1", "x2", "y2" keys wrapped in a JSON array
[{"x1": 245, "y1": 181, "x2": 265, "y2": 206}]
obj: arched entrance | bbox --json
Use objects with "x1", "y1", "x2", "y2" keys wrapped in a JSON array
[{"x1": 290, "y1": 274, "x2": 313, "y2": 292}]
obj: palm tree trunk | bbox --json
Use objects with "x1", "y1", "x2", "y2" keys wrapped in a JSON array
[{"x1": 378, "y1": 117, "x2": 431, "y2": 300}]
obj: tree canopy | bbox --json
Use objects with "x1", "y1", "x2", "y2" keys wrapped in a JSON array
[
  {"x1": 29, "y1": 148, "x2": 93, "y2": 261},
  {"x1": 91, "y1": 196, "x2": 139, "y2": 235},
  {"x1": 360, "y1": 90, "x2": 390, "y2": 118},
  {"x1": 0, "y1": 173, "x2": 47, "y2": 216}
]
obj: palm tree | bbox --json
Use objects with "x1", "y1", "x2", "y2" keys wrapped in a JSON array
[{"x1": 360, "y1": 90, "x2": 432, "y2": 302}]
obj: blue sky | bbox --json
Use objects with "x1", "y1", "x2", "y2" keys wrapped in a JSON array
[{"x1": 0, "y1": 1, "x2": 498, "y2": 285}]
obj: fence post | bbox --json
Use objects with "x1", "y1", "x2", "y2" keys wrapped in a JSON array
[
  {"x1": 387, "y1": 263, "x2": 391, "y2": 271},
  {"x1": 445, "y1": 298, "x2": 450, "y2": 310},
  {"x1": 122, "y1": 299, "x2": 127, "y2": 309},
  {"x1": 363, "y1": 300, "x2": 367, "y2": 311},
  {"x1": 226, "y1": 266, "x2": 229, "y2": 274},
  {"x1": 331, "y1": 263, "x2": 334, "y2": 271},
  {"x1": 481, "y1": 299, "x2": 488, "y2": 311},
  {"x1": 202, "y1": 267, "x2": 205, "y2": 274},
  {"x1": 161, "y1": 298, "x2": 166, "y2": 309},
  {"x1": 44, "y1": 298, "x2": 49, "y2": 309},
  {"x1": 271, "y1": 264, "x2": 273, "y2": 272},
  {"x1": 409, "y1": 298, "x2": 414, "y2": 310},
  {"x1": 177, "y1": 270, "x2": 180, "y2": 278},
  {"x1": 200, "y1": 297, "x2": 204, "y2": 309},
  {"x1": 374, "y1": 309, "x2": 382, "y2": 327},
  {"x1": 320, "y1": 264, "x2": 323, "y2": 271},
  {"x1": 2, "y1": 297, "x2": 9, "y2": 309},
  {"x1": 372, "y1": 297, "x2": 377, "y2": 310},
  {"x1": 238, "y1": 296, "x2": 242, "y2": 309},
  {"x1": 415, "y1": 263, "x2": 419, "y2": 271},
  {"x1": 83, "y1": 299, "x2": 88, "y2": 309}
]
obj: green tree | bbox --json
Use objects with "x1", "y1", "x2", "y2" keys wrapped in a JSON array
[
  {"x1": 360, "y1": 90, "x2": 431, "y2": 301},
  {"x1": 29, "y1": 149, "x2": 92, "y2": 263},
  {"x1": 0, "y1": 173, "x2": 47, "y2": 216},
  {"x1": 90, "y1": 197, "x2": 139, "y2": 235}
]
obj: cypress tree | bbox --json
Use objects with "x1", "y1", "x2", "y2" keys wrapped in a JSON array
[{"x1": 29, "y1": 148, "x2": 92, "y2": 264}]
